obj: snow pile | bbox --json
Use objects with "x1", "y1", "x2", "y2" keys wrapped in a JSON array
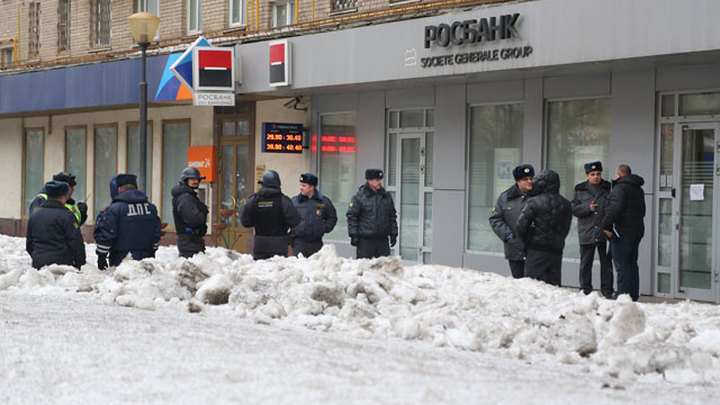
[{"x1": 2, "y1": 234, "x2": 720, "y2": 385}]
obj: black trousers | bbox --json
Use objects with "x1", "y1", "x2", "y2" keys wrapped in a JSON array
[
  {"x1": 579, "y1": 243, "x2": 614, "y2": 296},
  {"x1": 508, "y1": 260, "x2": 525, "y2": 279},
  {"x1": 356, "y1": 237, "x2": 390, "y2": 259},
  {"x1": 293, "y1": 239, "x2": 323, "y2": 257},
  {"x1": 177, "y1": 234, "x2": 205, "y2": 258},
  {"x1": 525, "y1": 249, "x2": 562, "y2": 286}
]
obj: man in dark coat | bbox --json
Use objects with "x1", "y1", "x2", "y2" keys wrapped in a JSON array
[
  {"x1": 572, "y1": 161, "x2": 614, "y2": 297},
  {"x1": 26, "y1": 180, "x2": 86, "y2": 269},
  {"x1": 94, "y1": 174, "x2": 161, "y2": 269},
  {"x1": 291, "y1": 173, "x2": 338, "y2": 257},
  {"x1": 29, "y1": 171, "x2": 88, "y2": 225},
  {"x1": 172, "y1": 167, "x2": 209, "y2": 258},
  {"x1": 597, "y1": 164, "x2": 646, "y2": 301},
  {"x1": 516, "y1": 170, "x2": 572, "y2": 286},
  {"x1": 346, "y1": 169, "x2": 398, "y2": 259},
  {"x1": 241, "y1": 170, "x2": 301, "y2": 260},
  {"x1": 489, "y1": 164, "x2": 534, "y2": 278}
]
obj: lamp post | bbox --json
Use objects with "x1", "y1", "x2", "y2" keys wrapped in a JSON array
[{"x1": 128, "y1": 12, "x2": 160, "y2": 193}]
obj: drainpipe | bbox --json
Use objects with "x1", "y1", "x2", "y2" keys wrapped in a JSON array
[{"x1": 295, "y1": 0, "x2": 299, "y2": 25}]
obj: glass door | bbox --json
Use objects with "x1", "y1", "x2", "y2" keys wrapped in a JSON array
[
  {"x1": 217, "y1": 118, "x2": 254, "y2": 253},
  {"x1": 676, "y1": 123, "x2": 718, "y2": 301}
]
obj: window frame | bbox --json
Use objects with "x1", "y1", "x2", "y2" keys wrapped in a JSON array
[
  {"x1": 464, "y1": 101, "x2": 526, "y2": 255},
  {"x1": 57, "y1": 0, "x2": 71, "y2": 54},
  {"x1": 0, "y1": 47, "x2": 13, "y2": 68},
  {"x1": 126, "y1": 120, "x2": 154, "y2": 195},
  {"x1": 160, "y1": 119, "x2": 191, "y2": 227},
  {"x1": 93, "y1": 123, "x2": 119, "y2": 219},
  {"x1": 28, "y1": 1, "x2": 41, "y2": 59},
  {"x1": 22, "y1": 127, "x2": 45, "y2": 218},
  {"x1": 229, "y1": 0, "x2": 246, "y2": 27},
  {"x1": 272, "y1": 0, "x2": 295, "y2": 28},
  {"x1": 64, "y1": 125, "x2": 88, "y2": 204},
  {"x1": 90, "y1": 0, "x2": 112, "y2": 48},
  {"x1": 187, "y1": 0, "x2": 203, "y2": 34}
]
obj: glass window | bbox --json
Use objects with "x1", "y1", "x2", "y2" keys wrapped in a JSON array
[
  {"x1": 57, "y1": 0, "x2": 71, "y2": 53},
  {"x1": 661, "y1": 94, "x2": 675, "y2": 117},
  {"x1": 137, "y1": 0, "x2": 159, "y2": 14},
  {"x1": 90, "y1": 0, "x2": 111, "y2": 47},
  {"x1": 273, "y1": 0, "x2": 295, "y2": 27},
  {"x1": 332, "y1": 0, "x2": 357, "y2": 12},
  {"x1": 547, "y1": 98, "x2": 610, "y2": 259},
  {"x1": 28, "y1": 2, "x2": 40, "y2": 59},
  {"x1": 319, "y1": 113, "x2": 357, "y2": 241},
  {"x1": 467, "y1": 104, "x2": 524, "y2": 252},
  {"x1": 188, "y1": 0, "x2": 202, "y2": 33},
  {"x1": 1, "y1": 48, "x2": 13, "y2": 68},
  {"x1": 94, "y1": 125, "x2": 117, "y2": 216},
  {"x1": 230, "y1": 0, "x2": 247, "y2": 26},
  {"x1": 399, "y1": 110, "x2": 424, "y2": 128},
  {"x1": 162, "y1": 122, "x2": 190, "y2": 225},
  {"x1": 127, "y1": 123, "x2": 153, "y2": 193},
  {"x1": 24, "y1": 129, "x2": 44, "y2": 216},
  {"x1": 659, "y1": 124, "x2": 674, "y2": 191},
  {"x1": 66, "y1": 128, "x2": 87, "y2": 203},
  {"x1": 679, "y1": 92, "x2": 720, "y2": 116}
]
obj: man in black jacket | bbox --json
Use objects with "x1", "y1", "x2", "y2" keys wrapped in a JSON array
[
  {"x1": 516, "y1": 170, "x2": 572, "y2": 286},
  {"x1": 94, "y1": 174, "x2": 162, "y2": 269},
  {"x1": 172, "y1": 167, "x2": 209, "y2": 258},
  {"x1": 572, "y1": 161, "x2": 613, "y2": 297},
  {"x1": 241, "y1": 170, "x2": 301, "y2": 260},
  {"x1": 291, "y1": 173, "x2": 337, "y2": 257},
  {"x1": 597, "y1": 164, "x2": 645, "y2": 301},
  {"x1": 347, "y1": 169, "x2": 398, "y2": 259},
  {"x1": 489, "y1": 164, "x2": 534, "y2": 278},
  {"x1": 26, "y1": 180, "x2": 86, "y2": 269}
]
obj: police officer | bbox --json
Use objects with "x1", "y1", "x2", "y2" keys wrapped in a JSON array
[
  {"x1": 29, "y1": 171, "x2": 88, "y2": 225},
  {"x1": 172, "y1": 167, "x2": 209, "y2": 258},
  {"x1": 572, "y1": 161, "x2": 613, "y2": 297},
  {"x1": 346, "y1": 169, "x2": 398, "y2": 259},
  {"x1": 94, "y1": 174, "x2": 161, "y2": 269},
  {"x1": 240, "y1": 170, "x2": 301, "y2": 260},
  {"x1": 489, "y1": 164, "x2": 534, "y2": 278},
  {"x1": 290, "y1": 173, "x2": 338, "y2": 257},
  {"x1": 516, "y1": 170, "x2": 573, "y2": 286},
  {"x1": 26, "y1": 180, "x2": 86, "y2": 269}
]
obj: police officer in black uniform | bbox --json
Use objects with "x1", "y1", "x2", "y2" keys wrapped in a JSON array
[
  {"x1": 346, "y1": 169, "x2": 398, "y2": 259},
  {"x1": 290, "y1": 173, "x2": 338, "y2": 257},
  {"x1": 241, "y1": 170, "x2": 300, "y2": 260},
  {"x1": 93, "y1": 174, "x2": 161, "y2": 269},
  {"x1": 489, "y1": 164, "x2": 534, "y2": 278},
  {"x1": 572, "y1": 161, "x2": 613, "y2": 297},
  {"x1": 26, "y1": 180, "x2": 86, "y2": 270},
  {"x1": 172, "y1": 167, "x2": 209, "y2": 258},
  {"x1": 29, "y1": 171, "x2": 88, "y2": 225}
]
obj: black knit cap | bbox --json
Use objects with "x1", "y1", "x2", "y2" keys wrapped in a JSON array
[
  {"x1": 365, "y1": 169, "x2": 384, "y2": 180},
  {"x1": 116, "y1": 173, "x2": 138, "y2": 187},
  {"x1": 52, "y1": 172, "x2": 76, "y2": 187},
  {"x1": 512, "y1": 164, "x2": 535, "y2": 181},
  {"x1": 584, "y1": 161, "x2": 603, "y2": 174},
  {"x1": 45, "y1": 181, "x2": 70, "y2": 198},
  {"x1": 299, "y1": 173, "x2": 318, "y2": 186}
]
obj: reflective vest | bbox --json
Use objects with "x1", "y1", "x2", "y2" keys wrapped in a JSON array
[{"x1": 36, "y1": 193, "x2": 82, "y2": 224}]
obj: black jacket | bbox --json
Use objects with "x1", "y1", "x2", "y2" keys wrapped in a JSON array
[
  {"x1": 241, "y1": 186, "x2": 301, "y2": 257},
  {"x1": 26, "y1": 199, "x2": 86, "y2": 269},
  {"x1": 489, "y1": 184, "x2": 528, "y2": 260},
  {"x1": 571, "y1": 179, "x2": 611, "y2": 245},
  {"x1": 171, "y1": 182, "x2": 208, "y2": 236},
  {"x1": 291, "y1": 190, "x2": 337, "y2": 242},
  {"x1": 346, "y1": 184, "x2": 398, "y2": 239},
  {"x1": 599, "y1": 174, "x2": 646, "y2": 239},
  {"x1": 516, "y1": 170, "x2": 572, "y2": 255},
  {"x1": 94, "y1": 189, "x2": 162, "y2": 266}
]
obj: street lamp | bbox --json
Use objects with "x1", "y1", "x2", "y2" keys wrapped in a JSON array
[{"x1": 128, "y1": 12, "x2": 160, "y2": 193}]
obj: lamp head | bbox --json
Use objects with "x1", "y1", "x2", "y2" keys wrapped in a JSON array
[{"x1": 128, "y1": 12, "x2": 160, "y2": 44}]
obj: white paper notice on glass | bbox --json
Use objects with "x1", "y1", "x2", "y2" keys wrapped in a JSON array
[{"x1": 690, "y1": 184, "x2": 705, "y2": 201}]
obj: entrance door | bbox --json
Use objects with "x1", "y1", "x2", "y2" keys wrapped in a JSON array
[
  {"x1": 658, "y1": 122, "x2": 719, "y2": 301},
  {"x1": 676, "y1": 123, "x2": 719, "y2": 301},
  {"x1": 217, "y1": 117, "x2": 254, "y2": 253},
  {"x1": 395, "y1": 132, "x2": 433, "y2": 263}
]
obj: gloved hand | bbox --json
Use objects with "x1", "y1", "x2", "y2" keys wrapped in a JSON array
[
  {"x1": 350, "y1": 237, "x2": 358, "y2": 247},
  {"x1": 504, "y1": 232, "x2": 515, "y2": 241},
  {"x1": 390, "y1": 234, "x2": 397, "y2": 247},
  {"x1": 77, "y1": 201, "x2": 88, "y2": 214},
  {"x1": 97, "y1": 253, "x2": 108, "y2": 270}
]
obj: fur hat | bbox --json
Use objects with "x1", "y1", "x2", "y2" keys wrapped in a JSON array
[
  {"x1": 365, "y1": 169, "x2": 384, "y2": 180},
  {"x1": 512, "y1": 164, "x2": 535, "y2": 181},
  {"x1": 45, "y1": 181, "x2": 70, "y2": 198},
  {"x1": 299, "y1": 173, "x2": 318, "y2": 186},
  {"x1": 584, "y1": 161, "x2": 603, "y2": 174}
]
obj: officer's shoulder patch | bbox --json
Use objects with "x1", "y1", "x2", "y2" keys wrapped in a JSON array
[
  {"x1": 349, "y1": 202, "x2": 353, "y2": 207},
  {"x1": 74, "y1": 222, "x2": 79, "y2": 229},
  {"x1": 491, "y1": 205, "x2": 496, "y2": 213}
]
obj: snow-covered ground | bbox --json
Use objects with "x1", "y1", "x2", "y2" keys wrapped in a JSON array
[{"x1": 1, "y1": 234, "x2": 719, "y2": 404}]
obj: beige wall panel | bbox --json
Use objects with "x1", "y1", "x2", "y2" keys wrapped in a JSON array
[{"x1": 0, "y1": 118, "x2": 23, "y2": 218}]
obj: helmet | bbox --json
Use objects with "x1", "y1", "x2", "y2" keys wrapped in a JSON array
[
  {"x1": 53, "y1": 171, "x2": 77, "y2": 187},
  {"x1": 258, "y1": 170, "x2": 281, "y2": 188},
  {"x1": 180, "y1": 167, "x2": 206, "y2": 182}
]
